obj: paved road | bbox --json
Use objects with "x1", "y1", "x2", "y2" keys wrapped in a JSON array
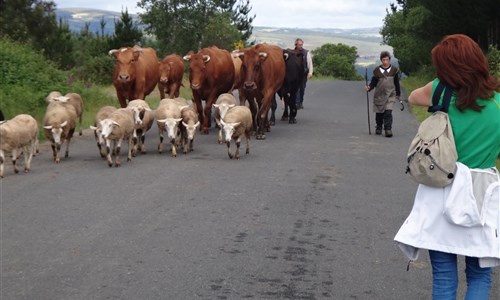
[{"x1": 1, "y1": 80, "x2": 498, "y2": 299}]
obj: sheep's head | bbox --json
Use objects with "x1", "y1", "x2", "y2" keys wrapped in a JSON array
[
  {"x1": 158, "y1": 118, "x2": 182, "y2": 141},
  {"x1": 127, "y1": 106, "x2": 145, "y2": 126},
  {"x1": 214, "y1": 103, "x2": 235, "y2": 120},
  {"x1": 90, "y1": 124, "x2": 105, "y2": 145},
  {"x1": 99, "y1": 119, "x2": 120, "y2": 139},
  {"x1": 182, "y1": 121, "x2": 200, "y2": 140},
  {"x1": 44, "y1": 120, "x2": 68, "y2": 144},
  {"x1": 220, "y1": 120, "x2": 240, "y2": 142}
]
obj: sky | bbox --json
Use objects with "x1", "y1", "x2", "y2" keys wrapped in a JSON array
[{"x1": 54, "y1": 0, "x2": 392, "y2": 29}]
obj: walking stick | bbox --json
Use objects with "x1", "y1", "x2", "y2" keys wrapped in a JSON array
[{"x1": 365, "y1": 68, "x2": 372, "y2": 135}]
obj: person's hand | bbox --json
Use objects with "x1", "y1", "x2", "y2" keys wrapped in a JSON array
[
  {"x1": 364, "y1": 85, "x2": 370, "y2": 92},
  {"x1": 307, "y1": 74, "x2": 312, "y2": 80},
  {"x1": 397, "y1": 96, "x2": 404, "y2": 111}
]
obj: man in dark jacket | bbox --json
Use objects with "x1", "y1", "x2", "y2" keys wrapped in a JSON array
[{"x1": 294, "y1": 38, "x2": 313, "y2": 109}]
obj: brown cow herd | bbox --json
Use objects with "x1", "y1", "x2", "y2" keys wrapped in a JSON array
[{"x1": 0, "y1": 44, "x2": 306, "y2": 177}]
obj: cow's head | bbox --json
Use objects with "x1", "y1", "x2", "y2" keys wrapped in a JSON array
[
  {"x1": 235, "y1": 48, "x2": 268, "y2": 90},
  {"x1": 183, "y1": 51, "x2": 211, "y2": 90},
  {"x1": 109, "y1": 46, "x2": 143, "y2": 83},
  {"x1": 159, "y1": 61, "x2": 174, "y2": 84},
  {"x1": 44, "y1": 120, "x2": 68, "y2": 144}
]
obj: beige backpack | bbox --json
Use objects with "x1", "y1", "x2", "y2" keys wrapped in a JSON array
[{"x1": 406, "y1": 82, "x2": 457, "y2": 187}]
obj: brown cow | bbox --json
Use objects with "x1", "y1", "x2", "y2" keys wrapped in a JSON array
[
  {"x1": 158, "y1": 54, "x2": 185, "y2": 99},
  {"x1": 109, "y1": 46, "x2": 159, "y2": 108},
  {"x1": 235, "y1": 44, "x2": 286, "y2": 140},
  {"x1": 231, "y1": 50, "x2": 246, "y2": 106},
  {"x1": 183, "y1": 46, "x2": 235, "y2": 134}
]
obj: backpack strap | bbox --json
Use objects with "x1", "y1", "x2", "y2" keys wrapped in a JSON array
[{"x1": 428, "y1": 82, "x2": 453, "y2": 113}]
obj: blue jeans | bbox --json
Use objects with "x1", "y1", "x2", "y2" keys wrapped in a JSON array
[
  {"x1": 295, "y1": 78, "x2": 307, "y2": 104},
  {"x1": 429, "y1": 250, "x2": 492, "y2": 300}
]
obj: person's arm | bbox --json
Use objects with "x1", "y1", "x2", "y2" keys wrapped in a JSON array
[
  {"x1": 394, "y1": 71, "x2": 401, "y2": 98},
  {"x1": 408, "y1": 81, "x2": 433, "y2": 107},
  {"x1": 365, "y1": 76, "x2": 378, "y2": 92},
  {"x1": 306, "y1": 52, "x2": 313, "y2": 79}
]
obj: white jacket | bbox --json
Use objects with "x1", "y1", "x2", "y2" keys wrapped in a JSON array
[{"x1": 394, "y1": 162, "x2": 500, "y2": 267}]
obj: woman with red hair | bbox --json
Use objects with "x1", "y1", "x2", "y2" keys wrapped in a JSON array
[{"x1": 394, "y1": 34, "x2": 500, "y2": 299}]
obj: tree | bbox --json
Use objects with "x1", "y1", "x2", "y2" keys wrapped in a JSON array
[
  {"x1": 380, "y1": 3, "x2": 434, "y2": 74},
  {"x1": 200, "y1": 12, "x2": 241, "y2": 49},
  {"x1": 110, "y1": 9, "x2": 143, "y2": 49},
  {"x1": 138, "y1": 0, "x2": 254, "y2": 55},
  {"x1": 231, "y1": 0, "x2": 254, "y2": 43},
  {"x1": 312, "y1": 43, "x2": 362, "y2": 80},
  {"x1": 381, "y1": 0, "x2": 500, "y2": 75},
  {"x1": 0, "y1": 0, "x2": 73, "y2": 67},
  {"x1": 45, "y1": 18, "x2": 74, "y2": 69}
]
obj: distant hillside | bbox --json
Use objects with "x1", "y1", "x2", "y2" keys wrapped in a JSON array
[
  {"x1": 55, "y1": 8, "x2": 141, "y2": 35},
  {"x1": 55, "y1": 8, "x2": 393, "y2": 71},
  {"x1": 249, "y1": 27, "x2": 392, "y2": 67}
]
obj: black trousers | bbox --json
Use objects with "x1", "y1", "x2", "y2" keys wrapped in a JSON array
[{"x1": 375, "y1": 110, "x2": 392, "y2": 130}]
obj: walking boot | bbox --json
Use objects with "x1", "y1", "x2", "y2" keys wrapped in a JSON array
[
  {"x1": 383, "y1": 110, "x2": 393, "y2": 137},
  {"x1": 375, "y1": 113, "x2": 384, "y2": 135}
]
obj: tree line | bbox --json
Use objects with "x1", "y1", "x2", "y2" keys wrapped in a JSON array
[
  {"x1": 381, "y1": 0, "x2": 500, "y2": 75},
  {"x1": 1, "y1": 0, "x2": 499, "y2": 86},
  {"x1": 0, "y1": 0, "x2": 256, "y2": 85}
]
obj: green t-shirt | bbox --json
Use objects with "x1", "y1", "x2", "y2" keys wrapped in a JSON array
[{"x1": 432, "y1": 79, "x2": 500, "y2": 168}]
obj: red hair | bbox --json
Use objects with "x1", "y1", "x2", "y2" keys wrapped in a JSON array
[{"x1": 431, "y1": 34, "x2": 500, "y2": 111}]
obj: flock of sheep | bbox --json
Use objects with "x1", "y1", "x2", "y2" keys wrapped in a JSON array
[{"x1": 0, "y1": 91, "x2": 253, "y2": 178}]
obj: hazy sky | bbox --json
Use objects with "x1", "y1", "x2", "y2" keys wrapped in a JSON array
[{"x1": 54, "y1": 0, "x2": 392, "y2": 29}]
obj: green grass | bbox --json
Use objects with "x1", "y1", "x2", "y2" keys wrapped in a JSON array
[{"x1": 400, "y1": 68, "x2": 435, "y2": 122}]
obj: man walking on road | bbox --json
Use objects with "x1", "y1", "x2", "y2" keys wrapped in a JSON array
[
  {"x1": 364, "y1": 51, "x2": 401, "y2": 137},
  {"x1": 294, "y1": 38, "x2": 313, "y2": 109}
]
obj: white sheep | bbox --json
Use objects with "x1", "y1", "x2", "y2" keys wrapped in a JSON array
[
  {"x1": 180, "y1": 106, "x2": 200, "y2": 154},
  {"x1": 91, "y1": 106, "x2": 117, "y2": 158},
  {"x1": 220, "y1": 105, "x2": 253, "y2": 159},
  {"x1": 97, "y1": 108, "x2": 137, "y2": 167},
  {"x1": 160, "y1": 97, "x2": 191, "y2": 108},
  {"x1": 155, "y1": 100, "x2": 188, "y2": 157},
  {"x1": 0, "y1": 114, "x2": 38, "y2": 178},
  {"x1": 127, "y1": 99, "x2": 154, "y2": 155},
  {"x1": 213, "y1": 93, "x2": 237, "y2": 144},
  {"x1": 45, "y1": 91, "x2": 84, "y2": 136},
  {"x1": 45, "y1": 91, "x2": 62, "y2": 103},
  {"x1": 43, "y1": 101, "x2": 78, "y2": 163}
]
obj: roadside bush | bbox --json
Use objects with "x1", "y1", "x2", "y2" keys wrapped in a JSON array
[
  {"x1": 312, "y1": 43, "x2": 363, "y2": 80},
  {"x1": 487, "y1": 45, "x2": 500, "y2": 77},
  {"x1": 70, "y1": 54, "x2": 114, "y2": 85},
  {"x1": 0, "y1": 37, "x2": 68, "y2": 118},
  {"x1": 0, "y1": 37, "x2": 118, "y2": 140}
]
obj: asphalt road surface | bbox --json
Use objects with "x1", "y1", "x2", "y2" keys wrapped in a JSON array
[{"x1": 1, "y1": 80, "x2": 498, "y2": 299}]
